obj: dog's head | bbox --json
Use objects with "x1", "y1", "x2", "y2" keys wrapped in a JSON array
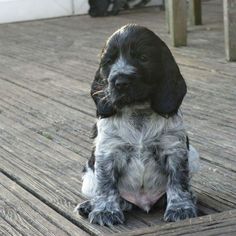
[{"x1": 91, "y1": 24, "x2": 187, "y2": 118}]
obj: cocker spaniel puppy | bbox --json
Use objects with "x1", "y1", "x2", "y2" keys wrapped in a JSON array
[{"x1": 75, "y1": 24, "x2": 199, "y2": 226}]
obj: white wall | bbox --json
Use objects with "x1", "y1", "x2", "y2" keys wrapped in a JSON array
[
  {"x1": 0, "y1": 0, "x2": 161, "y2": 24},
  {"x1": 0, "y1": 0, "x2": 89, "y2": 24}
]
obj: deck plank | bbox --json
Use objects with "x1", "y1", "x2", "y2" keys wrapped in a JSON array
[
  {"x1": 0, "y1": 217, "x2": 23, "y2": 236},
  {"x1": 0, "y1": 173, "x2": 89, "y2": 236},
  {"x1": 0, "y1": 0, "x2": 236, "y2": 235},
  {"x1": 114, "y1": 209, "x2": 236, "y2": 236}
]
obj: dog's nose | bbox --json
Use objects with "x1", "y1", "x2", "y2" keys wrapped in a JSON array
[{"x1": 115, "y1": 77, "x2": 131, "y2": 90}]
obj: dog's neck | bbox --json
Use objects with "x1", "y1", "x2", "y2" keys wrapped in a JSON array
[{"x1": 117, "y1": 102, "x2": 152, "y2": 115}]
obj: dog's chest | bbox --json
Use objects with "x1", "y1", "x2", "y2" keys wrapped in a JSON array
[
  {"x1": 96, "y1": 109, "x2": 168, "y2": 211},
  {"x1": 96, "y1": 109, "x2": 165, "y2": 151}
]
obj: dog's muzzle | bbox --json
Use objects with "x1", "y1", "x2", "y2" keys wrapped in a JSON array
[{"x1": 114, "y1": 74, "x2": 132, "y2": 91}]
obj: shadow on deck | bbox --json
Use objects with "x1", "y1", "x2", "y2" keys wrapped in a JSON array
[{"x1": 0, "y1": 0, "x2": 236, "y2": 235}]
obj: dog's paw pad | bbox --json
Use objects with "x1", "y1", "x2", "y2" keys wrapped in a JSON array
[
  {"x1": 89, "y1": 210, "x2": 124, "y2": 226},
  {"x1": 164, "y1": 205, "x2": 197, "y2": 222},
  {"x1": 75, "y1": 200, "x2": 93, "y2": 218}
]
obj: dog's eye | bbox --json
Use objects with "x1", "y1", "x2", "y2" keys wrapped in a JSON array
[{"x1": 139, "y1": 55, "x2": 149, "y2": 63}]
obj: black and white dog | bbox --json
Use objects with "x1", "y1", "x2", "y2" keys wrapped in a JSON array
[{"x1": 75, "y1": 24, "x2": 199, "y2": 226}]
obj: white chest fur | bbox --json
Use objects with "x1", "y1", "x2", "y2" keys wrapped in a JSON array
[
  {"x1": 94, "y1": 105, "x2": 177, "y2": 211},
  {"x1": 95, "y1": 106, "x2": 168, "y2": 149}
]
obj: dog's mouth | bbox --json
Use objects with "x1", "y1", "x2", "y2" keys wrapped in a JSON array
[
  {"x1": 110, "y1": 91, "x2": 131, "y2": 108},
  {"x1": 109, "y1": 85, "x2": 151, "y2": 109}
]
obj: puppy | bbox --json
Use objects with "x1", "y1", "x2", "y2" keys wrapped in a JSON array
[{"x1": 75, "y1": 24, "x2": 199, "y2": 226}]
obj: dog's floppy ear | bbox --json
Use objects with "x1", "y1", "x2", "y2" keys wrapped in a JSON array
[
  {"x1": 151, "y1": 42, "x2": 187, "y2": 117},
  {"x1": 90, "y1": 68, "x2": 116, "y2": 118}
]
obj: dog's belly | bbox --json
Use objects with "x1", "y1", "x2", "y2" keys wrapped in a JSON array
[
  {"x1": 119, "y1": 188, "x2": 165, "y2": 212},
  {"x1": 117, "y1": 153, "x2": 167, "y2": 212}
]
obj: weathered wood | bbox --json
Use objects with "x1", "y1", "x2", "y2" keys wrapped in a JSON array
[
  {"x1": 0, "y1": 1, "x2": 235, "y2": 235},
  {"x1": 189, "y1": 0, "x2": 202, "y2": 25},
  {"x1": 0, "y1": 217, "x2": 23, "y2": 236},
  {"x1": 223, "y1": 0, "x2": 236, "y2": 61},
  {"x1": 168, "y1": 0, "x2": 187, "y2": 46},
  {"x1": 114, "y1": 210, "x2": 236, "y2": 236},
  {"x1": 0, "y1": 173, "x2": 89, "y2": 236}
]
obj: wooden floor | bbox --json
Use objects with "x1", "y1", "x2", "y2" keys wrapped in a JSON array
[{"x1": 0, "y1": 0, "x2": 236, "y2": 235}]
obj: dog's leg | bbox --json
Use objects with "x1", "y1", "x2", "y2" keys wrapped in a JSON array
[
  {"x1": 77, "y1": 194, "x2": 132, "y2": 220},
  {"x1": 161, "y1": 136, "x2": 197, "y2": 222},
  {"x1": 88, "y1": 157, "x2": 124, "y2": 226},
  {"x1": 76, "y1": 155, "x2": 132, "y2": 226}
]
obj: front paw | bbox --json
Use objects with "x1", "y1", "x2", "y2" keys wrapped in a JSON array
[
  {"x1": 75, "y1": 200, "x2": 93, "y2": 218},
  {"x1": 89, "y1": 209, "x2": 124, "y2": 226},
  {"x1": 164, "y1": 204, "x2": 197, "y2": 222}
]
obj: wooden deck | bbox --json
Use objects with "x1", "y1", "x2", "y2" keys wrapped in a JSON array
[{"x1": 0, "y1": 0, "x2": 236, "y2": 235}]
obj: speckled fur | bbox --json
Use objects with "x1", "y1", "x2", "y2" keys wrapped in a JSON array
[
  {"x1": 75, "y1": 24, "x2": 199, "y2": 226},
  {"x1": 76, "y1": 104, "x2": 199, "y2": 225}
]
